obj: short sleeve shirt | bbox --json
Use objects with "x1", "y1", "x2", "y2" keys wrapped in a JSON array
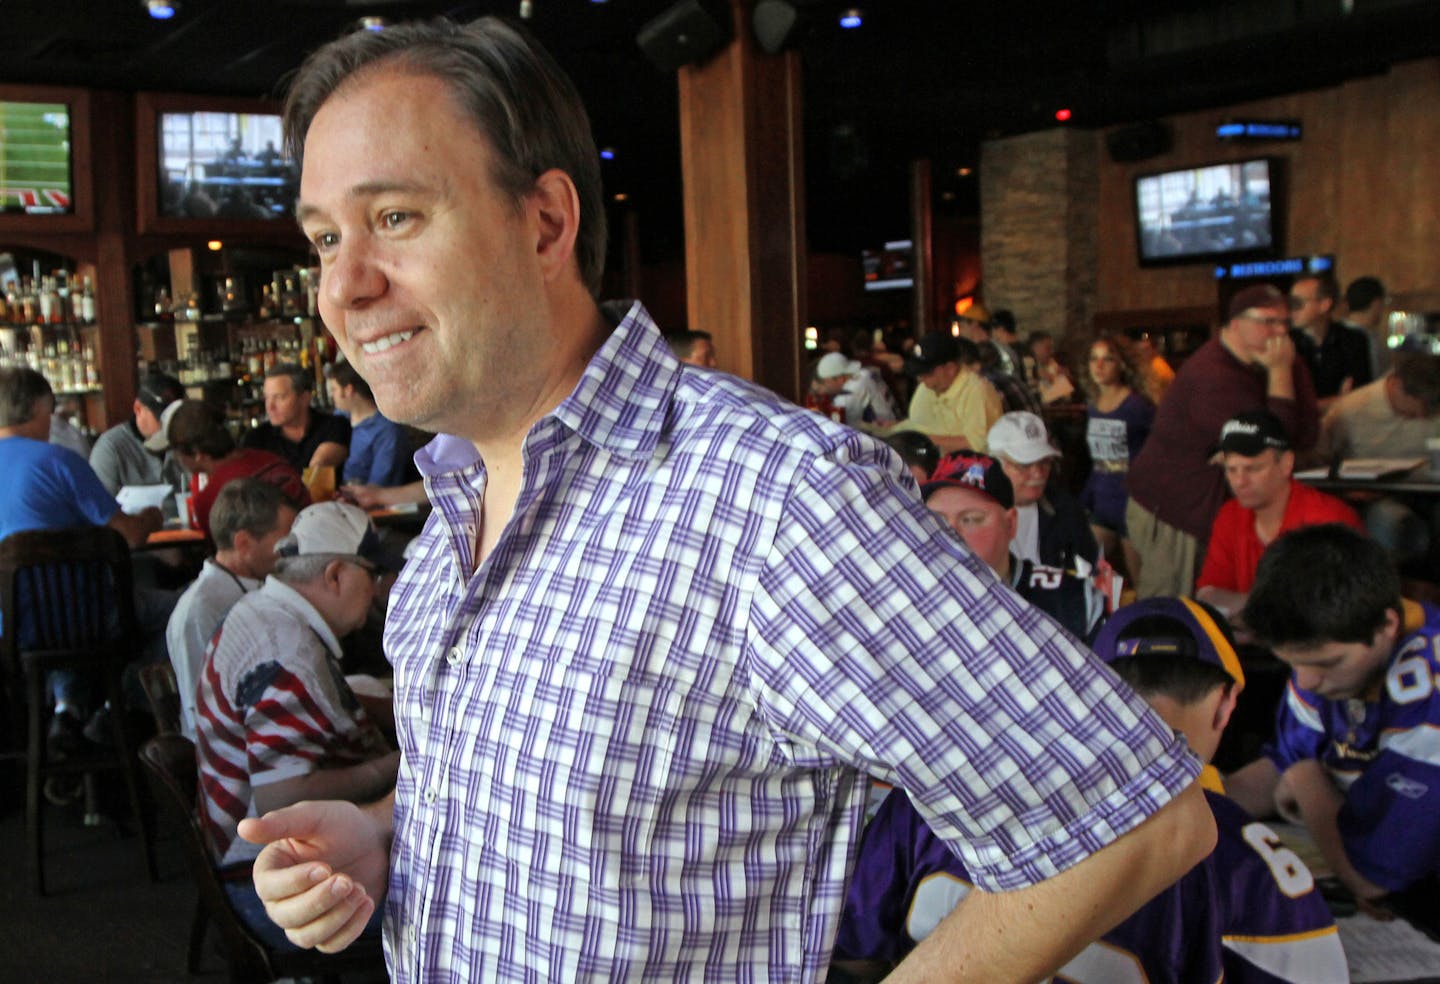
[
  {"x1": 241, "y1": 409, "x2": 350, "y2": 473},
  {"x1": 1197, "y1": 480, "x2": 1362, "y2": 593}
]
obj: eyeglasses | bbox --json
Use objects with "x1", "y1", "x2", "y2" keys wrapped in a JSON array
[
  {"x1": 345, "y1": 559, "x2": 384, "y2": 583},
  {"x1": 1287, "y1": 296, "x2": 1314, "y2": 310}
]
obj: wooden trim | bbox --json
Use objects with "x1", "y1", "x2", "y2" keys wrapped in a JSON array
[{"x1": 0, "y1": 84, "x2": 95, "y2": 235}]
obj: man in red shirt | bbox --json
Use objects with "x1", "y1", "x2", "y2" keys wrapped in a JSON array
[{"x1": 1195, "y1": 410, "x2": 1360, "y2": 627}]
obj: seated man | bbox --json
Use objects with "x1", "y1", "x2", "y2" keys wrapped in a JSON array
[
  {"x1": 160, "y1": 400, "x2": 310, "y2": 538},
  {"x1": 0, "y1": 367, "x2": 169, "y2": 754},
  {"x1": 922, "y1": 452, "x2": 1102, "y2": 641},
  {"x1": 835, "y1": 596, "x2": 1344, "y2": 984},
  {"x1": 814, "y1": 352, "x2": 900, "y2": 427},
  {"x1": 195, "y1": 500, "x2": 399, "y2": 947},
  {"x1": 665, "y1": 329, "x2": 717, "y2": 369},
  {"x1": 1315, "y1": 350, "x2": 1440, "y2": 565},
  {"x1": 324, "y1": 359, "x2": 414, "y2": 487},
  {"x1": 88, "y1": 371, "x2": 186, "y2": 495},
  {"x1": 886, "y1": 332, "x2": 1002, "y2": 454},
  {"x1": 986, "y1": 411, "x2": 1100, "y2": 572},
  {"x1": 165, "y1": 479, "x2": 297, "y2": 740},
  {"x1": 242, "y1": 362, "x2": 350, "y2": 474},
  {"x1": 882, "y1": 431, "x2": 940, "y2": 488},
  {"x1": 1196, "y1": 410, "x2": 1361, "y2": 625},
  {"x1": 1230, "y1": 524, "x2": 1440, "y2": 918}
]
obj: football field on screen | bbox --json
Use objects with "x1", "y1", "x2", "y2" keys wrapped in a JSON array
[{"x1": 0, "y1": 102, "x2": 72, "y2": 212}]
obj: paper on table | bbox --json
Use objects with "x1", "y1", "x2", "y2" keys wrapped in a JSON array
[
  {"x1": 1338, "y1": 913, "x2": 1440, "y2": 982},
  {"x1": 116, "y1": 484, "x2": 172, "y2": 515}
]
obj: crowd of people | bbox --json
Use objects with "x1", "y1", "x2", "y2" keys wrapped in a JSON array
[{"x1": 3, "y1": 13, "x2": 1440, "y2": 983}]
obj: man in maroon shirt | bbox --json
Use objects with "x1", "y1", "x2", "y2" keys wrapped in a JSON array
[{"x1": 1127, "y1": 284, "x2": 1318, "y2": 597}]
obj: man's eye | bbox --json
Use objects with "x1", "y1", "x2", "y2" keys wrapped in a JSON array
[
  {"x1": 383, "y1": 211, "x2": 409, "y2": 229},
  {"x1": 311, "y1": 231, "x2": 338, "y2": 251}
]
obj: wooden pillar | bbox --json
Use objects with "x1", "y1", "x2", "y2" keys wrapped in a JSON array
[
  {"x1": 678, "y1": 0, "x2": 805, "y2": 402},
  {"x1": 910, "y1": 158, "x2": 934, "y2": 337}
]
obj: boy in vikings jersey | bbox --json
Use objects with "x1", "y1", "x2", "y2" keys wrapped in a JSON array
[
  {"x1": 1231, "y1": 522, "x2": 1440, "y2": 915},
  {"x1": 834, "y1": 597, "x2": 1345, "y2": 984}
]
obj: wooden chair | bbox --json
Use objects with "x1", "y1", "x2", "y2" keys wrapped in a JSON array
[
  {"x1": 138, "y1": 660, "x2": 183, "y2": 737},
  {"x1": 0, "y1": 525, "x2": 158, "y2": 894},
  {"x1": 138, "y1": 734, "x2": 387, "y2": 983}
]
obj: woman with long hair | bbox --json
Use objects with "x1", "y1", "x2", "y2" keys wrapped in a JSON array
[{"x1": 1079, "y1": 335, "x2": 1155, "y2": 583}]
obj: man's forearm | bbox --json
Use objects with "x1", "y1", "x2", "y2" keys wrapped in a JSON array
[
  {"x1": 1282, "y1": 761, "x2": 1387, "y2": 900},
  {"x1": 1266, "y1": 367, "x2": 1296, "y2": 401},
  {"x1": 886, "y1": 780, "x2": 1215, "y2": 982},
  {"x1": 255, "y1": 751, "x2": 400, "y2": 815}
]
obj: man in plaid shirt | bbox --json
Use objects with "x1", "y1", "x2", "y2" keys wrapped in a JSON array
[{"x1": 239, "y1": 17, "x2": 1215, "y2": 982}]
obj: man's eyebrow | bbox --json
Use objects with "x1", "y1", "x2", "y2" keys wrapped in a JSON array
[{"x1": 295, "y1": 180, "x2": 433, "y2": 225}]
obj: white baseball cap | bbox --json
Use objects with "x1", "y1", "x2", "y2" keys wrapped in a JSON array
[
  {"x1": 276, "y1": 501, "x2": 395, "y2": 571},
  {"x1": 816, "y1": 352, "x2": 862, "y2": 379},
  {"x1": 144, "y1": 400, "x2": 184, "y2": 453},
  {"x1": 986, "y1": 411, "x2": 1060, "y2": 464}
]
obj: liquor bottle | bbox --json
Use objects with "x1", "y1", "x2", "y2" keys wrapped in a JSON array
[
  {"x1": 83, "y1": 344, "x2": 100, "y2": 388},
  {"x1": 257, "y1": 285, "x2": 275, "y2": 320},
  {"x1": 79, "y1": 277, "x2": 96, "y2": 324}
]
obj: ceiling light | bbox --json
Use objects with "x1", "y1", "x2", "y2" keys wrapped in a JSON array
[
  {"x1": 146, "y1": 0, "x2": 178, "y2": 20},
  {"x1": 519, "y1": 0, "x2": 533, "y2": 18},
  {"x1": 359, "y1": 16, "x2": 387, "y2": 32},
  {"x1": 839, "y1": 8, "x2": 863, "y2": 29}
]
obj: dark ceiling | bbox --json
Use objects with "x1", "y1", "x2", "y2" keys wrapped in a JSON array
[{"x1": 3, "y1": 0, "x2": 1439, "y2": 258}]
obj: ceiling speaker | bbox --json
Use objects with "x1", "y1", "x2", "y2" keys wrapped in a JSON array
[
  {"x1": 752, "y1": 0, "x2": 799, "y2": 55},
  {"x1": 1106, "y1": 121, "x2": 1172, "y2": 163},
  {"x1": 637, "y1": 0, "x2": 732, "y2": 73}
]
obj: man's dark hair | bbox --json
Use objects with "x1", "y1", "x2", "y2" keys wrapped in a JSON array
[
  {"x1": 1107, "y1": 611, "x2": 1236, "y2": 705},
  {"x1": 1295, "y1": 271, "x2": 1338, "y2": 303},
  {"x1": 1345, "y1": 276, "x2": 1386, "y2": 313},
  {"x1": 283, "y1": 17, "x2": 607, "y2": 298},
  {"x1": 265, "y1": 361, "x2": 313, "y2": 394},
  {"x1": 1243, "y1": 524, "x2": 1400, "y2": 648},
  {"x1": 0, "y1": 366, "x2": 52, "y2": 428},
  {"x1": 210, "y1": 478, "x2": 290, "y2": 552},
  {"x1": 953, "y1": 337, "x2": 981, "y2": 367},
  {"x1": 167, "y1": 400, "x2": 236, "y2": 459},
  {"x1": 990, "y1": 309, "x2": 1016, "y2": 335},
  {"x1": 1393, "y1": 352, "x2": 1440, "y2": 415},
  {"x1": 884, "y1": 431, "x2": 941, "y2": 479},
  {"x1": 1027, "y1": 330, "x2": 1053, "y2": 347},
  {"x1": 137, "y1": 371, "x2": 184, "y2": 416},
  {"x1": 324, "y1": 359, "x2": 374, "y2": 404},
  {"x1": 666, "y1": 330, "x2": 713, "y2": 362}
]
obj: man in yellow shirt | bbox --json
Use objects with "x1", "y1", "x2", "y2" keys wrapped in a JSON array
[{"x1": 886, "y1": 332, "x2": 1003, "y2": 454}]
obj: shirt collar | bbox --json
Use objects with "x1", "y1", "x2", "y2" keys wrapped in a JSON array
[
  {"x1": 415, "y1": 300, "x2": 678, "y2": 476},
  {"x1": 258, "y1": 576, "x2": 345, "y2": 661}
]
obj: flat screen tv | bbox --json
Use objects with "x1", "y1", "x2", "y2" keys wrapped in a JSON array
[
  {"x1": 0, "y1": 100, "x2": 74, "y2": 215},
  {"x1": 862, "y1": 240, "x2": 915, "y2": 291},
  {"x1": 1134, "y1": 158, "x2": 1279, "y2": 266},
  {"x1": 158, "y1": 110, "x2": 294, "y2": 221}
]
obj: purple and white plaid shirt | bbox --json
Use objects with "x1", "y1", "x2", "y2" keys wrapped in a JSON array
[{"x1": 382, "y1": 301, "x2": 1198, "y2": 982}]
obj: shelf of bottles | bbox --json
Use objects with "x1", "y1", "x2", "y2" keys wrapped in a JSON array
[
  {"x1": 138, "y1": 264, "x2": 339, "y2": 424},
  {"x1": 0, "y1": 267, "x2": 103, "y2": 398}
]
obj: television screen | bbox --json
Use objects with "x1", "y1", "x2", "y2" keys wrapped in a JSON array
[
  {"x1": 862, "y1": 240, "x2": 915, "y2": 291},
  {"x1": 158, "y1": 111, "x2": 296, "y2": 221},
  {"x1": 0, "y1": 101, "x2": 73, "y2": 215},
  {"x1": 1134, "y1": 159, "x2": 1276, "y2": 265}
]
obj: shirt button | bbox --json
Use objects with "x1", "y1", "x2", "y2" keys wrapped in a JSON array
[
  {"x1": 463, "y1": 523, "x2": 476, "y2": 537},
  {"x1": 446, "y1": 646, "x2": 463, "y2": 667},
  {"x1": 406, "y1": 925, "x2": 418, "y2": 946},
  {"x1": 423, "y1": 787, "x2": 438, "y2": 804}
]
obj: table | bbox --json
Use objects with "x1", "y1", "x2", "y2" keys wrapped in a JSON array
[{"x1": 1297, "y1": 466, "x2": 1440, "y2": 498}]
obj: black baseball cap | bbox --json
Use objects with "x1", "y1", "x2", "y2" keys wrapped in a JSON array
[
  {"x1": 137, "y1": 371, "x2": 184, "y2": 416},
  {"x1": 905, "y1": 331, "x2": 961, "y2": 376},
  {"x1": 1217, "y1": 410, "x2": 1290, "y2": 457}
]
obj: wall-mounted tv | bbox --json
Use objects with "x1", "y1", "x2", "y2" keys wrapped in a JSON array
[
  {"x1": 862, "y1": 240, "x2": 915, "y2": 291},
  {"x1": 1134, "y1": 158, "x2": 1279, "y2": 266},
  {"x1": 136, "y1": 93, "x2": 303, "y2": 241},
  {"x1": 0, "y1": 101, "x2": 73, "y2": 215},
  {"x1": 0, "y1": 85, "x2": 91, "y2": 233},
  {"x1": 158, "y1": 110, "x2": 294, "y2": 221}
]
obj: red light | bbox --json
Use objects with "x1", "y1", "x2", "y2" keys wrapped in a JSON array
[{"x1": 1055, "y1": 108, "x2": 1072, "y2": 122}]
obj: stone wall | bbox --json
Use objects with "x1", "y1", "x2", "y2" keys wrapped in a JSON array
[{"x1": 980, "y1": 129, "x2": 1100, "y2": 348}]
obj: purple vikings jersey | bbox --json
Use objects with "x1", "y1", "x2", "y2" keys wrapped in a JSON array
[
  {"x1": 1267, "y1": 600, "x2": 1440, "y2": 893},
  {"x1": 836, "y1": 789, "x2": 1345, "y2": 983}
]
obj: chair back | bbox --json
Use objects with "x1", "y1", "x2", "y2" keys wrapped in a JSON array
[
  {"x1": 139, "y1": 661, "x2": 183, "y2": 737},
  {"x1": 0, "y1": 525, "x2": 138, "y2": 675},
  {"x1": 138, "y1": 735, "x2": 386, "y2": 982}
]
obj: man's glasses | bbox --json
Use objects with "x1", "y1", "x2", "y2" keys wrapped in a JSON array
[
  {"x1": 1243, "y1": 312, "x2": 1290, "y2": 327},
  {"x1": 1287, "y1": 296, "x2": 1313, "y2": 310}
]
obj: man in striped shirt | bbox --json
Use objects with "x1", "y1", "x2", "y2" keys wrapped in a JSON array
[{"x1": 195, "y1": 501, "x2": 397, "y2": 947}]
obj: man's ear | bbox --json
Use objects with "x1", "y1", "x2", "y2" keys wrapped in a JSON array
[
  {"x1": 1214, "y1": 681, "x2": 1240, "y2": 735},
  {"x1": 528, "y1": 168, "x2": 581, "y2": 284}
]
